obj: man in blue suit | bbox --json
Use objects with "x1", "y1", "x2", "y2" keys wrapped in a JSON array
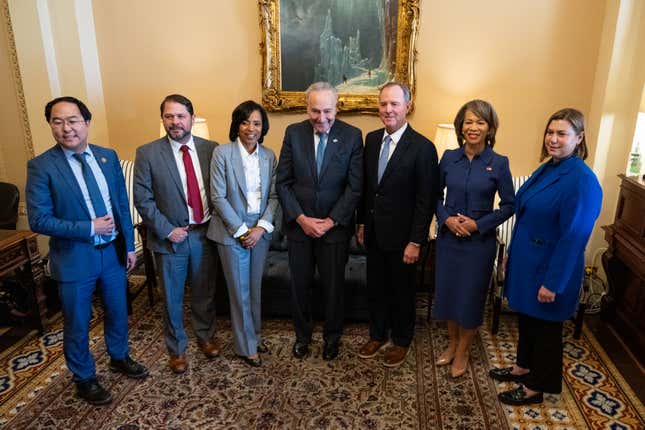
[
  {"x1": 26, "y1": 97, "x2": 148, "y2": 406},
  {"x1": 276, "y1": 82, "x2": 363, "y2": 361}
]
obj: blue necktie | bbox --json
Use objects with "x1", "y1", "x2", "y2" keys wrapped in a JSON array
[
  {"x1": 316, "y1": 132, "x2": 327, "y2": 175},
  {"x1": 377, "y1": 135, "x2": 392, "y2": 183},
  {"x1": 73, "y1": 153, "x2": 111, "y2": 242}
]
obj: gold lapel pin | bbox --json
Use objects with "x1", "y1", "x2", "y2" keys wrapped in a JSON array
[{"x1": 101, "y1": 157, "x2": 107, "y2": 163}]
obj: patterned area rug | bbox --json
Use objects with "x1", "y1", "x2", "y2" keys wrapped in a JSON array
[
  {"x1": 0, "y1": 286, "x2": 642, "y2": 429},
  {"x1": 485, "y1": 313, "x2": 645, "y2": 430}
]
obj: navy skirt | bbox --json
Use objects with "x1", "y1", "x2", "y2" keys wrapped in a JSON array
[{"x1": 432, "y1": 226, "x2": 497, "y2": 328}]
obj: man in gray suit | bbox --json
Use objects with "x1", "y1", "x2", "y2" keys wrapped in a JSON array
[{"x1": 133, "y1": 94, "x2": 219, "y2": 373}]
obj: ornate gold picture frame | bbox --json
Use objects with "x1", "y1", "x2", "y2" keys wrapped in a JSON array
[{"x1": 259, "y1": 0, "x2": 419, "y2": 113}]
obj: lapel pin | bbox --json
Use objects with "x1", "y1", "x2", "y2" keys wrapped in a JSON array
[
  {"x1": 101, "y1": 157, "x2": 107, "y2": 163},
  {"x1": 333, "y1": 138, "x2": 338, "y2": 143},
  {"x1": 486, "y1": 166, "x2": 492, "y2": 171}
]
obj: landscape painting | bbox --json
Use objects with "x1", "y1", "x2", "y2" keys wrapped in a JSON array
[{"x1": 259, "y1": 0, "x2": 419, "y2": 112}]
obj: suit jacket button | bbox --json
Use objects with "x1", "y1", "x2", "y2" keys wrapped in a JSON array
[
  {"x1": 370, "y1": 209, "x2": 374, "y2": 213},
  {"x1": 375, "y1": 193, "x2": 379, "y2": 197}
]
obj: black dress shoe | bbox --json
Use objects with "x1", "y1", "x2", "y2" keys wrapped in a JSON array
[
  {"x1": 498, "y1": 385, "x2": 543, "y2": 406},
  {"x1": 292, "y1": 341, "x2": 309, "y2": 359},
  {"x1": 257, "y1": 341, "x2": 269, "y2": 354},
  {"x1": 109, "y1": 355, "x2": 149, "y2": 379},
  {"x1": 76, "y1": 379, "x2": 112, "y2": 405},
  {"x1": 240, "y1": 355, "x2": 262, "y2": 367},
  {"x1": 322, "y1": 342, "x2": 339, "y2": 361},
  {"x1": 489, "y1": 367, "x2": 528, "y2": 383}
]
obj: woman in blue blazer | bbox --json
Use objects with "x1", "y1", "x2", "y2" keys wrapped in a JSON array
[
  {"x1": 206, "y1": 101, "x2": 278, "y2": 367},
  {"x1": 489, "y1": 108, "x2": 602, "y2": 405},
  {"x1": 433, "y1": 100, "x2": 515, "y2": 377}
]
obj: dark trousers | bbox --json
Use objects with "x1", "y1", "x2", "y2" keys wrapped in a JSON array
[
  {"x1": 288, "y1": 238, "x2": 349, "y2": 345},
  {"x1": 366, "y1": 242, "x2": 417, "y2": 347},
  {"x1": 516, "y1": 313, "x2": 563, "y2": 394}
]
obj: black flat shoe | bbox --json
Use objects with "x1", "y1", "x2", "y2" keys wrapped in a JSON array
[
  {"x1": 292, "y1": 341, "x2": 309, "y2": 359},
  {"x1": 76, "y1": 379, "x2": 112, "y2": 405},
  {"x1": 109, "y1": 355, "x2": 149, "y2": 379},
  {"x1": 498, "y1": 385, "x2": 543, "y2": 406},
  {"x1": 322, "y1": 342, "x2": 339, "y2": 361},
  {"x1": 489, "y1": 367, "x2": 528, "y2": 383},
  {"x1": 257, "y1": 341, "x2": 269, "y2": 354},
  {"x1": 240, "y1": 355, "x2": 262, "y2": 367}
]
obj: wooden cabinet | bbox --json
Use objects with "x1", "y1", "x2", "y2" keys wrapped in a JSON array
[{"x1": 602, "y1": 175, "x2": 645, "y2": 360}]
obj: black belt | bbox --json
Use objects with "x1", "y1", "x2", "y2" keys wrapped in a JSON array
[
  {"x1": 187, "y1": 222, "x2": 208, "y2": 231},
  {"x1": 95, "y1": 241, "x2": 114, "y2": 250}
]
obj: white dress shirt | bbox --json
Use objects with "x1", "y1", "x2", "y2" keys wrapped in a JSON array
[
  {"x1": 168, "y1": 135, "x2": 210, "y2": 224},
  {"x1": 232, "y1": 139, "x2": 274, "y2": 238},
  {"x1": 63, "y1": 145, "x2": 116, "y2": 244},
  {"x1": 381, "y1": 122, "x2": 408, "y2": 161}
]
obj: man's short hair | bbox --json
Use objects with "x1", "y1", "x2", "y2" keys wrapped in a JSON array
[
  {"x1": 45, "y1": 96, "x2": 92, "y2": 122},
  {"x1": 304, "y1": 82, "x2": 338, "y2": 105},
  {"x1": 379, "y1": 82, "x2": 411, "y2": 104},
  {"x1": 160, "y1": 94, "x2": 194, "y2": 116}
]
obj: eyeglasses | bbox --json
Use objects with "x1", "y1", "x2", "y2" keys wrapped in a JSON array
[{"x1": 50, "y1": 118, "x2": 86, "y2": 128}]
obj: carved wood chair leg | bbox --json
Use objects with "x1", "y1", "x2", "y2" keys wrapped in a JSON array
[{"x1": 491, "y1": 296, "x2": 501, "y2": 335}]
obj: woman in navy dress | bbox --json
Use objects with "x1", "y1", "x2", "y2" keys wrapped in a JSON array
[
  {"x1": 433, "y1": 100, "x2": 515, "y2": 377},
  {"x1": 489, "y1": 108, "x2": 602, "y2": 405}
]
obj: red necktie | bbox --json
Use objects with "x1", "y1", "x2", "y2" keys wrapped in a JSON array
[{"x1": 179, "y1": 145, "x2": 204, "y2": 224}]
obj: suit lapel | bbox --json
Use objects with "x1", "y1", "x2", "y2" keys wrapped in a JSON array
[
  {"x1": 378, "y1": 127, "x2": 412, "y2": 187},
  {"x1": 319, "y1": 124, "x2": 341, "y2": 180},
  {"x1": 259, "y1": 145, "x2": 270, "y2": 209},
  {"x1": 231, "y1": 142, "x2": 249, "y2": 204},
  {"x1": 194, "y1": 138, "x2": 211, "y2": 190},
  {"x1": 51, "y1": 146, "x2": 91, "y2": 218},
  {"x1": 159, "y1": 138, "x2": 187, "y2": 201},
  {"x1": 518, "y1": 159, "x2": 576, "y2": 211},
  {"x1": 91, "y1": 145, "x2": 117, "y2": 216},
  {"x1": 302, "y1": 123, "x2": 318, "y2": 182}
]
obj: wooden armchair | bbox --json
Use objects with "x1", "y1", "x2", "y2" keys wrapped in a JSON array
[{"x1": 120, "y1": 160, "x2": 156, "y2": 314}]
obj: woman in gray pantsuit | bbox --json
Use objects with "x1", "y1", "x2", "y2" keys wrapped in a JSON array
[{"x1": 207, "y1": 100, "x2": 278, "y2": 366}]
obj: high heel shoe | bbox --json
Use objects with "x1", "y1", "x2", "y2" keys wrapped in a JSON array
[
  {"x1": 436, "y1": 348, "x2": 456, "y2": 366},
  {"x1": 450, "y1": 355, "x2": 469, "y2": 378}
]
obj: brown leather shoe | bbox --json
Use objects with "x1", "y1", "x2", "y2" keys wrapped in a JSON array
[
  {"x1": 358, "y1": 339, "x2": 388, "y2": 359},
  {"x1": 198, "y1": 341, "x2": 220, "y2": 359},
  {"x1": 383, "y1": 345, "x2": 409, "y2": 368},
  {"x1": 169, "y1": 354, "x2": 188, "y2": 374}
]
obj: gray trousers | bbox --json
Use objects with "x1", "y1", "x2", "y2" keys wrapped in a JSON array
[
  {"x1": 216, "y1": 215, "x2": 270, "y2": 357},
  {"x1": 155, "y1": 226, "x2": 218, "y2": 355}
]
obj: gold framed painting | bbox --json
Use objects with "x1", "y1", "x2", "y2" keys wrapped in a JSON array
[{"x1": 259, "y1": 0, "x2": 420, "y2": 113}]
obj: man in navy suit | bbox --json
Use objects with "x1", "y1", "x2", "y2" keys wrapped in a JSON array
[
  {"x1": 357, "y1": 83, "x2": 439, "y2": 367},
  {"x1": 276, "y1": 82, "x2": 363, "y2": 360},
  {"x1": 26, "y1": 97, "x2": 148, "y2": 405}
]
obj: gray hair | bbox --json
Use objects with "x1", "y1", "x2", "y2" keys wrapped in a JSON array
[
  {"x1": 305, "y1": 82, "x2": 338, "y2": 104},
  {"x1": 379, "y1": 82, "x2": 411, "y2": 104}
]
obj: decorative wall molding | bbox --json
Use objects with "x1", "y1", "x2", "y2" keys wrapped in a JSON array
[{"x1": 2, "y1": 0, "x2": 35, "y2": 159}]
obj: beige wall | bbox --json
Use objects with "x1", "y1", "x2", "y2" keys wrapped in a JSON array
[
  {"x1": 0, "y1": 3, "x2": 32, "y2": 228},
  {"x1": 93, "y1": 0, "x2": 605, "y2": 178}
]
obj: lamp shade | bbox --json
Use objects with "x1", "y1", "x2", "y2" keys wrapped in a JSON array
[
  {"x1": 159, "y1": 117, "x2": 210, "y2": 140},
  {"x1": 434, "y1": 123, "x2": 459, "y2": 158}
]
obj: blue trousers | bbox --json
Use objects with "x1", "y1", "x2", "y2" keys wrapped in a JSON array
[{"x1": 58, "y1": 242, "x2": 128, "y2": 382}]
